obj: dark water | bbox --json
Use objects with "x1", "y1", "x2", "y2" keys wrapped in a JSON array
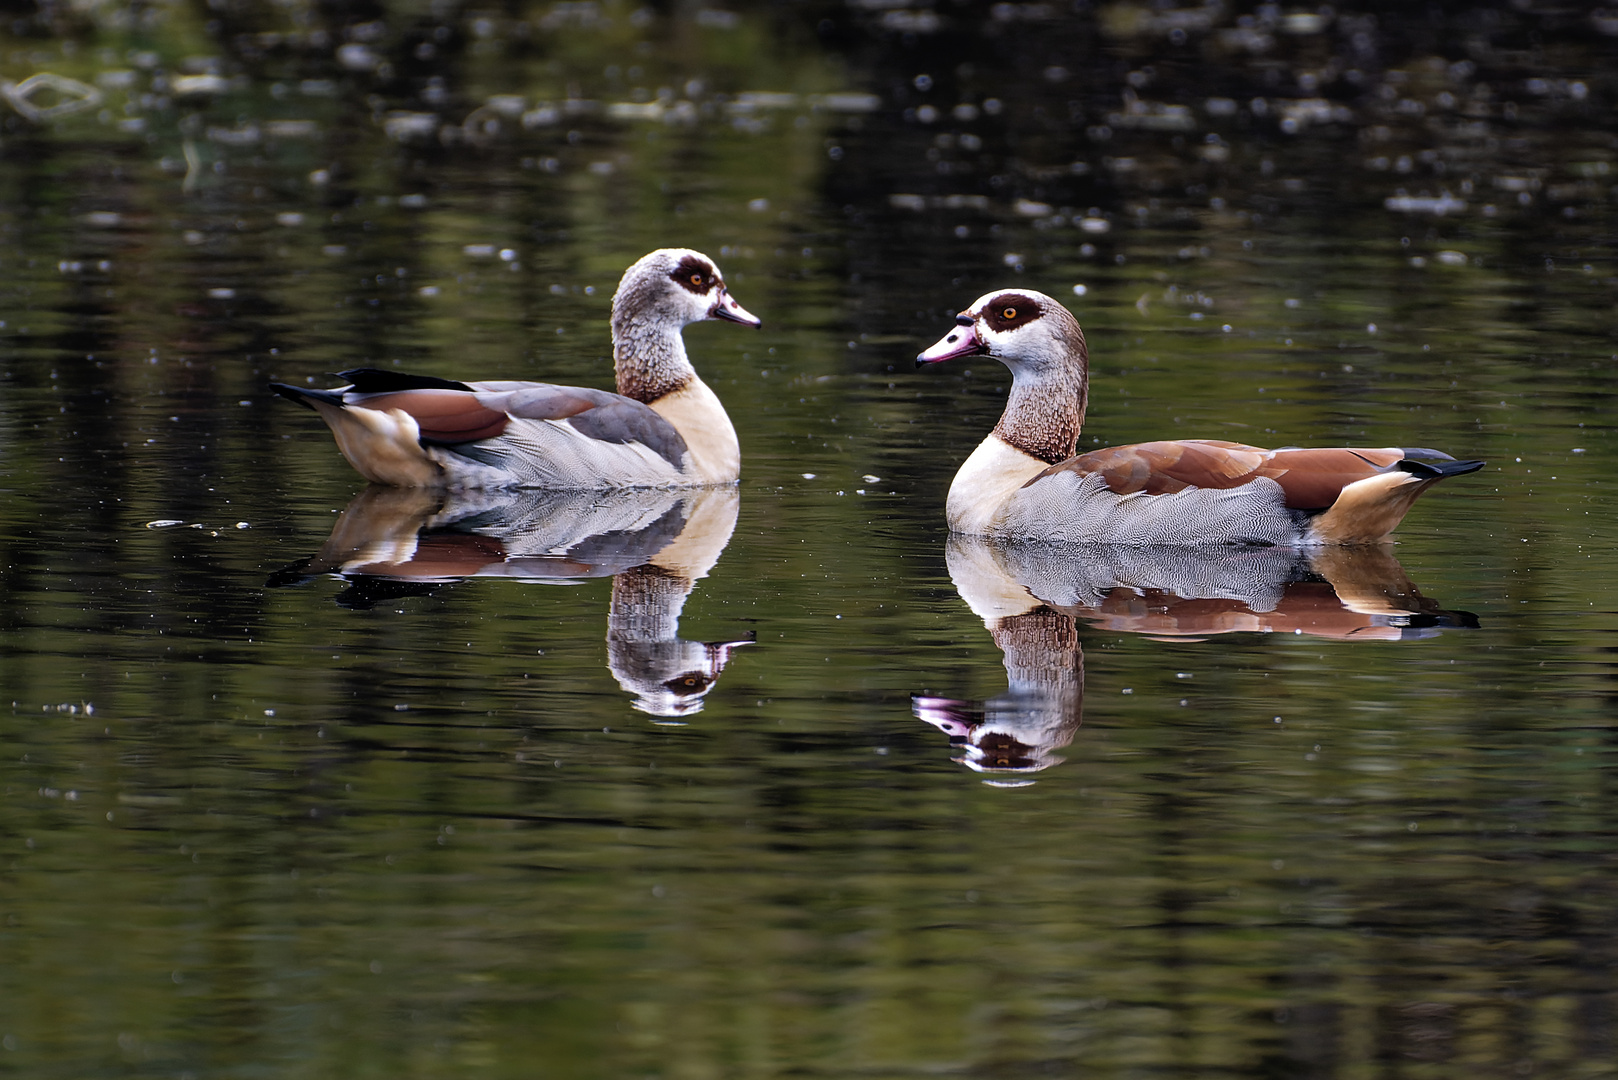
[{"x1": 4, "y1": 2, "x2": 1618, "y2": 1075}]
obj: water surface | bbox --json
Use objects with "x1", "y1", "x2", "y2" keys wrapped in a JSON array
[{"x1": 3, "y1": 2, "x2": 1618, "y2": 1076}]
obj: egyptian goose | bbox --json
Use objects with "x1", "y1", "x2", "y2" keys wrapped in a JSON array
[
  {"x1": 918, "y1": 290, "x2": 1483, "y2": 544},
  {"x1": 272, "y1": 248, "x2": 759, "y2": 490}
]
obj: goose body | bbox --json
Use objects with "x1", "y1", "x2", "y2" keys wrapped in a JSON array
[
  {"x1": 273, "y1": 248, "x2": 758, "y2": 490},
  {"x1": 919, "y1": 290, "x2": 1482, "y2": 545}
]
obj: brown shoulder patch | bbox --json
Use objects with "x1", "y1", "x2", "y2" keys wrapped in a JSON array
[
  {"x1": 1041, "y1": 440, "x2": 1270, "y2": 495},
  {"x1": 670, "y1": 254, "x2": 718, "y2": 295},
  {"x1": 981, "y1": 293, "x2": 1043, "y2": 334},
  {"x1": 364, "y1": 389, "x2": 510, "y2": 444},
  {"x1": 1260, "y1": 447, "x2": 1401, "y2": 509}
]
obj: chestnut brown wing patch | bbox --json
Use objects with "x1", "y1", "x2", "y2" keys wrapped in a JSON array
[
  {"x1": 1045, "y1": 440, "x2": 1407, "y2": 510},
  {"x1": 360, "y1": 389, "x2": 511, "y2": 443},
  {"x1": 1259, "y1": 447, "x2": 1405, "y2": 508},
  {"x1": 1051, "y1": 440, "x2": 1269, "y2": 496},
  {"x1": 353, "y1": 382, "x2": 690, "y2": 468}
]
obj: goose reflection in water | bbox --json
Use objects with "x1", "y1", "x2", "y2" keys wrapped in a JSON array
[
  {"x1": 269, "y1": 486, "x2": 751, "y2": 719},
  {"x1": 915, "y1": 537, "x2": 1478, "y2": 784}
]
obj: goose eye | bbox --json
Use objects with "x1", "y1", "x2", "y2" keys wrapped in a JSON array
[
  {"x1": 1002, "y1": 307, "x2": 1017, "y2": 320},
  {"x1": 690, "y1": 273, "x2": 705, "y2": 286}
]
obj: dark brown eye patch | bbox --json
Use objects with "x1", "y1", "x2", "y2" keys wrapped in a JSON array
[
  {"x1": 671, "y1": 255, "x2": 717, "y2": 294},
  {"x1": 981, "y1": 293, "x2": 1042, "y2": 332}
]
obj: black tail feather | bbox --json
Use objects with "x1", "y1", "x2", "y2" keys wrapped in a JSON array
[
  {"x1": 335, "y1": 368, "x2": 475, "y2": 393},
  {"x1": 1399, "y1": 456, "x2": 1485, "y2": 480},
  {"x1": 270, "y1": 382, "x2": 348, "y2": 410}
]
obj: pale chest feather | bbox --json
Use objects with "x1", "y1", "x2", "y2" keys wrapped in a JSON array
[
  {"x1": 945, "y1": 435, "x2": 1051, "y2": 535},
  {"x1": 649, "y1": 377, "x2": 740, "y2": 484}
]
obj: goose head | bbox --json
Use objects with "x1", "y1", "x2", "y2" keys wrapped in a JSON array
[
  {"x1": 916, "y1": 289, "x2": 1085, "y2": 380},
  {"x1": 612, "y1": 248, "x2": 760, "y2": 332},
  {"x1": 918, "y1": 289, "x2": 1090, "y2": 464}
]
